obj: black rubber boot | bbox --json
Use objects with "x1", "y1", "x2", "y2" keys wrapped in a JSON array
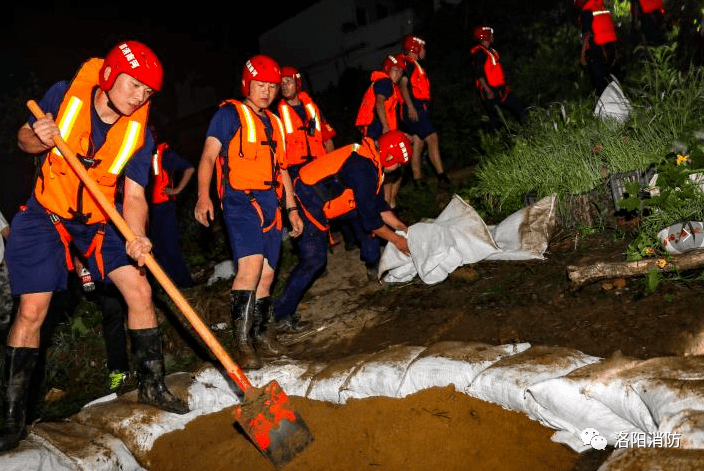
[
  {"x1": 0, "y1": 347, "x2": 39, "y2": 451},
  {"x1": 230, "y1": 290, "x2": 262, "y2": 370},
  {"x1": 276, "y1": 312, "x2": 310, "y2": 334},
  {"x1": 129, "y1": 328, "x2": 189, "y2": 415},
  {"x1": 251, "y1": 297, "x2": 283, "y2": 358}
]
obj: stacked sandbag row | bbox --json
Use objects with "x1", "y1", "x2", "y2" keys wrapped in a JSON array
[{"x1": 2, "y1": 341, "x2": 704, "y2": 470}]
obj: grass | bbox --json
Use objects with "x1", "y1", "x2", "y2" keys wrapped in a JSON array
[{"x1": 462, "y1": 41, "x2": 704, "y2": 237}]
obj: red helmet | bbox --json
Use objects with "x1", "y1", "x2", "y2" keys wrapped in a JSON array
[
  {"x1": 473, "y1": 25, "x2": 493, "y2": 43},
  {"x1": 241, "y1": 55, "x2": 282, "y2": 97},
  {"x1": 381, "y1": 54, "x2": 407, "y2": 75},
  {"x1": 99, "y1": 41, "x2": 163, "y2": 92},
  {"x1": 378, "y1": 130, "x2": 411, "y2": 168},
  {"x1": 402, "y1": 35, "x2": 425, "y2": 55},
  {"x1": 281, "y1": 65, "x2": 302, "y2": 91}
]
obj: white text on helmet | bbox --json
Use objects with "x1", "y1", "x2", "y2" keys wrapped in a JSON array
[
  {"x1": 119, "y1": 43, "x2": 140, "y2": 69},
  {"x1": 399, "y1": 142, "x2": 409, "y2": 161},
  {"x1": 246, "y1": 60, "x2": 258, "y2": 77}
]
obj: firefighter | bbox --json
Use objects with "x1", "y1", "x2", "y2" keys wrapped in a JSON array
[
  {"x1": 277, "y1": 65, "x2": 336, "y2": 179},
  {"x1": 273, "y1": 130, "x2": 412, "y2": 332},
  {"x1": 147, "y1": 137, "x2": 195, "y2": 288},
  {"x1": 398, "y1": 35, "x2": 450, "y2": 189},
  {"x1": 2, "y1": 40, "x2": 189, "y2": 452},
  {"x1": 575, "y1": 0, "x2": 620, "y2": 94},
  {"x1": 355, "y1": 54, "x2": 406, "y2": 210},
  {"x1": 470, "y1": 26, "x2": 527, "y2": 132},
  {"x1": 194, "y1": 55, "x2": 304, "y2": 370}
]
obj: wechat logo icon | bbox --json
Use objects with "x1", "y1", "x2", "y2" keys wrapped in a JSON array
[{"x1": 581, "y1": 428, "x2": 607, "y2": 450}]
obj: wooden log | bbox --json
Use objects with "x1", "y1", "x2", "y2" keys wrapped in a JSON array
[{"x1": 567, "y1": 249, "x2": 704, "y2": 288}]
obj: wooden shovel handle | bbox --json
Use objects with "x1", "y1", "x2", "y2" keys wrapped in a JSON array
[{"x1": 27, "y1": 100, "x2": 251, "y2": 391}]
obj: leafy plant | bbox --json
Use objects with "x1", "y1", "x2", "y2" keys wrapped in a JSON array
[{"x1": 642, "y1": 268, "x2": 663, "y2": 294}]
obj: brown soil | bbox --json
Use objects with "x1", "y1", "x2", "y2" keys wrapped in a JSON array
[
  {"x1": 148, "y1": 386, "x2": 580, "y2": 471},
  {"x1": 144, "y1": 187, "x2": 704, "y2": 470}
]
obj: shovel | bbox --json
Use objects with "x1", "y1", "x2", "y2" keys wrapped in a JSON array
[{"x1": 27, "y1": 100, "x2": 313, "y2": 468}]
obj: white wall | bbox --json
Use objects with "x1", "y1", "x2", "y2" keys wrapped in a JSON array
[{"x1": 258, "y1": 0, "x2": 417, "y2": 93}]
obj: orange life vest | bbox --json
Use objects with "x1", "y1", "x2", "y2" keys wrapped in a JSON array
[
  {"x1": 637, "y1": 0, "x2": 664, "y2": 15},
  {"x1": 34, "y1": 58, "x2": 149, "y2": 224},
  {"x1": 408, "y1": 58, "x2": 431, "y2": 101},
  {"x1": 471, "y1": 44, "x2": 506, "y2": 88},
  {"x1": 277, "y1": 91, "x2": 327, "y2": 166},
  {"x1": 591, "y1": 10, "x2": 618, "y2": 45},
  {"x1": 215, "y1": 99, "x2": 287, "y2": 197},
  {"x1": 150, "y1": 142, "x2": 173, "y2": 204},
  {"x1": 297, "y1": 137, "x2": 383, "y2": 226},
  {"x1": 355, "y1": 71, "x2": 403, "y2": 132}
]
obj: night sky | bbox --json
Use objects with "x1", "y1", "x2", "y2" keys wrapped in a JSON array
[{"x1": 2, "y1": 3, "x2": 320, "y2": 92}]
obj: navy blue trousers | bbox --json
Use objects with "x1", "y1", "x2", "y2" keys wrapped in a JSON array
[
  {"x1": 273, "y1": 214, "x2": 380, "y2": 321},
  {"x1": 149, "y1": 201, "x2": 193, "y2": 288}
]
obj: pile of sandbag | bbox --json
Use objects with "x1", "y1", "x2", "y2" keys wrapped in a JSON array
[
  {"x1": 379, "y1": 194, "x2": 557, "y2": 285},
  {"x1": 2, "y1": 341, "x2": 704, "y2": 470}
]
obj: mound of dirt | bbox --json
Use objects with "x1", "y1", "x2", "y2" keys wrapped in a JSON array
[{"x1": 148, "y1": 386, "x2": 582, "y2": 471}]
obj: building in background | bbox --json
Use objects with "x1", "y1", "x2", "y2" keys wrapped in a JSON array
[{"x1": 258, "y1": 0, "x2": 418, "y2": 94}]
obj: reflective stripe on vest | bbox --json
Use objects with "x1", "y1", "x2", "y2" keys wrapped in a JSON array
[
  {"x1": 51, "y1": 96, "x2": 83, "y2": 159},
  {"x1": 110, "y1": 121, "x2": 142, "y2": 174}
]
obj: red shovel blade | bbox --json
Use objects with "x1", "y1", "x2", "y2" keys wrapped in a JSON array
[{"x1": 234, "y1": 380, "x2": 313, "y2": 468}]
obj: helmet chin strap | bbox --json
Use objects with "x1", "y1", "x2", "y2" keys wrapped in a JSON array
[{"x1": 105, "y1": 89, "x2": 123, "y2": 116}]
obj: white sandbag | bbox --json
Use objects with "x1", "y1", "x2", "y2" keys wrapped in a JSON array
[
  {"x1": 189, "y1": 366, "x2": 241, "y2": 413},
  {"x1": 206, "y1": 260, "x2": 235, "y2": 285},
  {"x1": 246, "y1": 358, "x2": 319, "y2": 397},
  {"x1": 525, "y1": 354, "x2": 649, "y2": 450},
  {"x1": 379, "y1": 195, "x2": 499, "y2": 284},
  {"x1": 485, "y1": 194, "x2": 557, "y2": 260},
  {"x1": 408, "y1": 196, "x2": 500, "y2": 284},
  {"x1": 658, "y1": 222, "x2": 704, "y2": 254},
  {"x1": 339, "y1": 345, "x2": 426, "y2": 402},
  {"x1": 567, "y1": 353, "x2": 658, "y2": 434},
  {"x1": 0, "y1": 436, "x2": 79, "y2": 471},
  {"x1": 466, "y1": 345, "x2": 600, "y2": 415},
  {"x1": 380, "y1": 194, "x2": 556, "y2": 284},
  {"x1": 305, "y1": 353, "x2": 374, "y2": 403},
  {"x1": 595, "y1": 80, "x2": 632, "y2": 123},
  {"x1": 71, "y1": 373, "x2": 201, "y2": 465},
  {"x1": 395, "y1": 341, "x2": 531, "y2": 398},
  {"x1": 596, "y1": 446, "x2": 704, "y2": 471},
  {"x1": 377, "y1": 230, "x2": 415, "y2": 283},
  {"x1": 627, "y1": 356, "x2": 704, "y2": 421},
  {"x1": 31, "y1": 422, "x2": 144, "y2": 471},
  {"x1": 629, "y1": 355, "x2": 704, "y2": 447},
  {"x1": 657, "y1": 409, "x2": 704, "y2": 449}
]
